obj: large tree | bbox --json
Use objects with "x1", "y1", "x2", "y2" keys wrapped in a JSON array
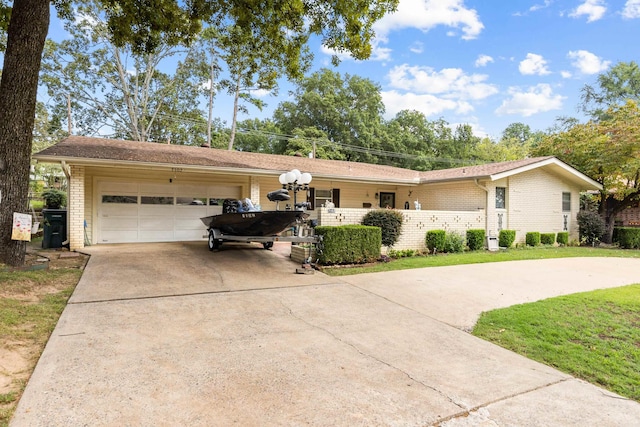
[
  {"x1": 0, "y1": 0, "x2": 399, "y2": 266},
  {"x1": 534, "y1": 101, "x2": 640, "y2": 243},
  {"x1": 41, "y1": 2, "x2": 208, "y2": 144},
  {"x1": 274, "y1": 69, "x2": 387, "y2": 164},
  {"x1": 581, "y1": 61, "x2": 640, "y2": 120}
]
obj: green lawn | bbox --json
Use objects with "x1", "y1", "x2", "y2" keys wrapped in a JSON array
[
  {"x1": 473, "y1": 285, "x2": 640, "y2": 401},
  {"x1": 321, "y1": 246, "x2": 640, "y2": 276}
]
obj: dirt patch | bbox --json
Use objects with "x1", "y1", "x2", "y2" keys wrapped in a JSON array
[{"x1": 0, "y1": 246, "x2": 88, "y2": 420}]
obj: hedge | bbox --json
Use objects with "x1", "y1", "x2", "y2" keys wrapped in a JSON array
[
  {"x1": 466, "y1": 229, "x2": 485, "y2": 251},
  {"x1": 556, "y1": 232, "x2": 569, "y2": 246},
  {"x1": 540, "y1": 233, "x2": 556, "y2": 245},
  {"x1": 526, "y1": 232, "x2": 541, "y2": 246},
  {"x1": 498, "y1": 229, "x2": 516, "y2": 248},
  {"x1": 314, "y1": 225, "x2": 381, "y2": 265},
  {"x1": 614, "y1": 227, "x2": 640, "y2": 249},
  {"x1": 425, "y1": 230, "x2": 446, "y2": 253}
]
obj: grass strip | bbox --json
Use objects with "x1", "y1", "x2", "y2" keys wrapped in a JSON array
[
  {"x1": 321, "y1": 246, "x2": 640, "y2": 276},
  {"x1": 473, "y1": 284, "x2": 640, "y2": 401}
]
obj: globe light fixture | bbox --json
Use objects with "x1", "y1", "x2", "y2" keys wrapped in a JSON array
[{"x1": 280, "y1": 169, "x2": 313, "y2": 210}]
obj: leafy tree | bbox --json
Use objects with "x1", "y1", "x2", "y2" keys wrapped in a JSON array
[
  {"x1": 274, "y1": 69, "x2": 386, "y2": 164},
  {"x1": 41, "y1": 3, "x2": 207, "y2": 144},
  {"x1": 384, "y1": 110, "x2": 438, "y2": 170},
  {"x1": 207, "y1": 24, "x2": 311, "y2": 150},
  {"x1": 282, "y1": 127, "x2": 346, "y2": 160},
  {"x1": 534, "y1": 101, "x2": 640, "y2": 243},
  {"x1": 0, "y1": 0, "x2": 399, "y2": 266},
  {"x1": 581, "y1": 61, "x2": 640, "y2": 120},
  {"x1": 434, "y1": 123, "x2": 481, "y2": 167}
]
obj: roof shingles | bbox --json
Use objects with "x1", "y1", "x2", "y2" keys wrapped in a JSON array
[{"x1": 35, "y1": 136, "x2": 557, "y2": 184}]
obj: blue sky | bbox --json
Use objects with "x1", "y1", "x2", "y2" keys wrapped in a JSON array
[
  {"x1": 44, "y1": 0, "x2": 640, "y2": 141},
  {"x1": 260, "y1": 0, "x2": 640, "y2": 140}
]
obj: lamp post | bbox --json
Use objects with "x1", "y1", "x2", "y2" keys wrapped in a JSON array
[{"x1": 278, "y1": 169, "x2": 312, "y2": 210}]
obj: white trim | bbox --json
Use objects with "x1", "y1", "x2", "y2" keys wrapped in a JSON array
[{"x1": 490, "y1": 157, "x2": 602, "y2": 190}]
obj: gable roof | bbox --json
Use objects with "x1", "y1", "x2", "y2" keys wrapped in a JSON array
[
  {"x1": 418, "y1": 156, "x2": 602, "y2": 190},
  {"x1": 34, "y1": 135, "x2": 602, "y2": 190}
]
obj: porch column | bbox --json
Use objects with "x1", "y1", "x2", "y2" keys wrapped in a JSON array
[{"x1": 68, "y1": 165, "x2": 85, "y2": 250}]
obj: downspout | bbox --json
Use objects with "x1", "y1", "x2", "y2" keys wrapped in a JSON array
[
  {"x1": 474, "y1": 179, "x2": 489, "y2": 236},
  {"x1": 61, "y1": 161, "x2": 71, "y2": 246}
]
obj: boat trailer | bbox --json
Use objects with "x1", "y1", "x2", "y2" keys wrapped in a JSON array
[{"x1": 206, "y1": 227, "x2": 321, "y2": 251}]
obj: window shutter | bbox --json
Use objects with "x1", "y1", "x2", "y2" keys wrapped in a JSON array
[
  {"x1": 308, "y1": 187, "x2": 315, "y2": 210},
  {"x1": 332, "y1": 189, "x2": 340, "y2": 208}
]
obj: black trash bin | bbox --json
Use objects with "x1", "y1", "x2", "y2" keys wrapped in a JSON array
[{"x1": 42, "y1": 209, "x2": 67, "y2": 249}]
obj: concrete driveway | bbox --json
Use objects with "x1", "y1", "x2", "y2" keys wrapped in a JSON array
[{"x1": 11, "y1": 243, "x2": 640, "y2": 426}]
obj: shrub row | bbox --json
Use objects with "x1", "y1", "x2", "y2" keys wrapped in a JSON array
[{"x1": 614, "y1": 227, "x2": 640, "y2": 249}]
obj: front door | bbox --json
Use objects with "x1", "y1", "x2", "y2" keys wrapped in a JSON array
[{"x1": 379, "y1": 192, "x2": 395, "y2": 209}]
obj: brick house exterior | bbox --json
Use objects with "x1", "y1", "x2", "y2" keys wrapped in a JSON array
[{"x1": 34, "y1": 136, "x2": 602, "y2": 251}]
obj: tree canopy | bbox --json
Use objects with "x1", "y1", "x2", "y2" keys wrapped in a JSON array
[
  {"x1": 534, "y1": 100, "x2": 640, "y2": 242},
  {"x1": 0, "y1": 0, "x2": 399, "y2": 266}
]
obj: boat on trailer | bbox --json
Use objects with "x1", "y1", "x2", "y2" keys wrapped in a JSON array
[{"x1": 201, "y1": 189, "x2": 318, "y2": 250}]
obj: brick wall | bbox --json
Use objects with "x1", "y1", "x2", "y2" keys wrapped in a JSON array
[{"x1": 317, "y1": 207, "x2": 485, "y2": 251}]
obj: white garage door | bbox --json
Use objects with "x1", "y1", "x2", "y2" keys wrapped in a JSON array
[{"x1": 97, "y1": 181, "x2": 241, "y2": 244}]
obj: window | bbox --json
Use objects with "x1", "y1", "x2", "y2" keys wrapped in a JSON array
[
  {"x1": 495, "y1": 187, "x2": 506, "y2": 209},
  {"x1": 141, "y1": 196, "x2": 174, "y2": 205},
  {"x1": 562, "y1": 192, "x2": 571, "y2": 211},
  {"x1": 315, "y1": 189, "x2": 333, "y2": 208},
  {"x1": 176, "y1": 197, "x2": 207, "y2": 206},
  {"x1": 308, "y1": 188, "x2": 340, "y2": 210},
  {"x1": 102, "y1": 195, "x2": 137, "y2": 204}
]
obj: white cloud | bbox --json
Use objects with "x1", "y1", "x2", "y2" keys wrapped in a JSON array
[
  {"x1": 320, "y1": 39, "x2": 392, "y2": 62},
  {"x1": 409, "y1": 42, "x2": 424, "y2": 54},
  {"x1": 622, "y1": 0, "x2": 640, "y2": 18},
  {"x1": 519, "y1": 53, "x2": 551, "y2": 75},
  {"x1": 381, "y1": 91, "x2": 472, "y2": 119},
  {"x1": 530, "y1": 0, "x2": 553, "y2": 12},
  {"x1": 475, "y1": 54, "x2": 494, "y2": 67},
  {"x1": 387, "y1": 64, "x2": 498, "y2": 100},
  {"x1": 514, "y1": 0, "x2": 553, "y2": 15},
  {"x1": 374, "y1": 0, "x2": 484, "y2": 41},
  {"x1": 560, "y1": 70, "x2": 573, "y2": 78},
  {"x1": 495, "y1": 84, "x2": 565, "y2": 117},
  {"x1": 251, "y1": 89, "x2": 271, "y2": 98},
  {"x1": 567, "y1": 50, "x2": 610, "y2": 74},
  {"x1": 570, "y1": 0, "x2": 607, "y2": 22}
]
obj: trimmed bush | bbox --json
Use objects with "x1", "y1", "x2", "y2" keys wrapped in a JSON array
[
  {"x1": 526, "y1": 232, "x2": 541, "y2": 246},
  {"x1": 444, "y1": 231, "x2": 466, "y2": 253},
  {"x1": 614, "y1": 227, "x2": 640, "y2": 249},
  {"x1": 42, "y1": 188, "x2": 67, "y2": 209},
  {"x1": 577, "y1": 210, "x2": 605, "y2": 246},
  {"x1": 425, "y1": 229, "x2": 446, "y2": 253},
  {"x1": 361, "y1": 209, "x2": 404, "y2": 247},
  {"x1": 315, "y1": 225, "x2": 381, "y2": 265},
  {"x1": 540, "y1": 233, "x2": 556, "y2": 245},
  {"x1": 498, "y1": 229, "x2": 516, "y2": 248},
  {"x1": 556, "y1": 232, "x2": 569, "y2": 246},
  {"x1": 466, "y1": 229, "x2": 485, "y2": 251}
]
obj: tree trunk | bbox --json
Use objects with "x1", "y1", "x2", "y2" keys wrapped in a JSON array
[
  {"x1": 0, "y1": 0, "x2": 50, "y2": 266},
  {"x1": 228, "y1": 75, "x2": 241, "y2": 151}
]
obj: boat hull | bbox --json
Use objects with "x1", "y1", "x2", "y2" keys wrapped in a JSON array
[{"x1": 201, "y1": 211, "x2": 307, "y2": 236}]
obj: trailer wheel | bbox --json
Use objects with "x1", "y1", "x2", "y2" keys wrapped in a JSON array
[
  {"x1": 208, "y1": 230, "x2": 221, "y2": 251},
  {"x1": 262, "y1": 241, "x2": 274, "y2": 250}
]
